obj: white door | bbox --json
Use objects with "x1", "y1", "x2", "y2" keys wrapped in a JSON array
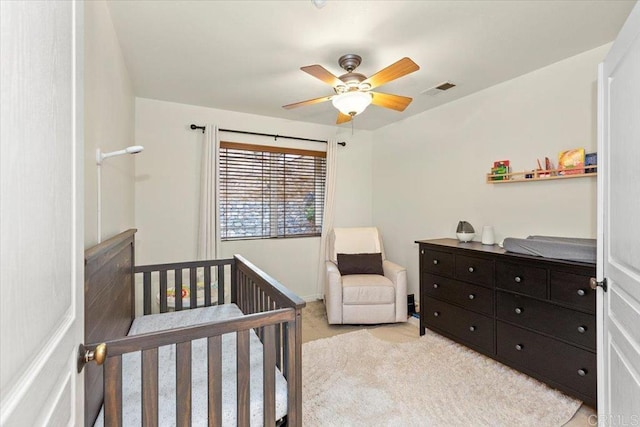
[
  {"x1": 0, "y1": 1, "x2": 84, "y2": 425},
  {"x1": 597, "y1": 2, "x2": 640, "y2": 423}
]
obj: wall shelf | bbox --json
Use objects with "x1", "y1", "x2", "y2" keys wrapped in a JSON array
[{"x1": 486, "y1": 166, "x2": 597, "y2": 184}]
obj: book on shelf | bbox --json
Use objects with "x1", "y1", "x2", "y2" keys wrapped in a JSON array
[
  {"x1": 585, "y1": 152, "x2": 597, "y2": 173},
  {"x1": 558, "y1": 148, "x2": 585, "y2": 175},
  {"x1": 491, "y1": 160, "x2": 510, "y2": 180}
]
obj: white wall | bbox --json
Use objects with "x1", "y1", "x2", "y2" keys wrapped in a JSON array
[
  {"x1": 372, "y1": 44, "x2": 609, "y2": 302},
  {"x1": 134, "y1": 98, "x2": 373, "y2": 300},
  {"x1": 84, "y1": 0, "x2": 135, "y2": 247}
]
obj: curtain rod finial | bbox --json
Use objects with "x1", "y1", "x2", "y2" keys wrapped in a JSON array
[{"x1": 190, "y1": 124, "x2": 206, "y2": 133}]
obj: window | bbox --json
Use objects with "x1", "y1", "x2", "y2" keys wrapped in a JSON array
[{"x1": 219, "y1": 141, "x2": 326, "y2": 240}]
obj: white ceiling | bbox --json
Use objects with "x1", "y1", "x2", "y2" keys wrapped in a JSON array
[{"x1": 106, "y1": 0, "x2": 636, "y2": 131}]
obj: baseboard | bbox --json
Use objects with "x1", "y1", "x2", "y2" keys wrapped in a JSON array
[{"x1": 301, "y1": 293, "x2": 323, "y2": 302}]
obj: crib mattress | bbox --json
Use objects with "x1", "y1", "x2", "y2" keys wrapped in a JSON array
[
  {"x1": 502, "y1": 235, "x2": 596, "y2": 264},
  {"x1": 94, "y1": 304, "x2": 288, "y2": 426}
]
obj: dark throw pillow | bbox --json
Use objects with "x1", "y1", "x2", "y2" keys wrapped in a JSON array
[{"x1": 337, "y1": 253, "x2": 384, "y2": 276}]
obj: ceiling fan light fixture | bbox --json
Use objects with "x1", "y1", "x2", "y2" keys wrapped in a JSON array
[
  {"x1": 332, "y1": 91, "x2": 372, "y2": 116},
  {"x1": 311, "y1": 0, "x2": 327, "y2": 9}
]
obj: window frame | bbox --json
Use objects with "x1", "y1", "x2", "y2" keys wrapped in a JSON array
[{"x1": 219, "y1": 141, "x2": 327, "y2": 241}]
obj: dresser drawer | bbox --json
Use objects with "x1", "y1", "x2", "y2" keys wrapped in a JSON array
[
  {"x1": 423, "y1": 296, "x2": 494, "y2": 354},
  {"x1": 455, "y1": 254, "x2": 494, "y2": 287},
  {"x1": 550, "y1": 270, "x2": 596, "y2": 313},
  {"x1": 497, "y1": 321, "x2": 596, "y2": 400},
  {"x1": 496, "y1": 261, "x2": 547, "y2": 298},
  {"x1": 421, "y1": 248, "x2": 454, "y2": 277},
  {"x1": 497, "y1": 292, "x2": 596, "y2": 350},
  {"x1": 423, "y1": 273, "x2": 493, "y2": 316}
]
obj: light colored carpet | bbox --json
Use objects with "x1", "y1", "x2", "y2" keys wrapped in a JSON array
[{"x1": 302, "y1": 328, "x2": 583, "y2": 427}]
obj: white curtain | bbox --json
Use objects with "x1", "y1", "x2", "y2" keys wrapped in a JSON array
[
  {"x1": 315, "y1": 137, "x2": 338, "y2": 298},
  {"x1": 197, "y1": 125, "x2": 219, "y2": 260}
]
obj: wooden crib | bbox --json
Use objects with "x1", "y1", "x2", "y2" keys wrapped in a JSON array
[{"x1": 83, "y1": 229, "x2": 305, "y2": 426}]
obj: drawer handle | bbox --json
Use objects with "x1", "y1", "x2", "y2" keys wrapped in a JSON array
[
  {"x1": 433, "y1": 259, "x2": 439, "y2": 265},
  {"x1": 514, "y1": 307, "x2": 523, "y2": 315},
  {"x1": 577, "y1": 326, "x2": 587, "y2": 334},
  {"x1": 577, "y1": 369, "x2": 588, "y2": 376},
  {"x1": 433, "y1": 283, "x2": 439, "y2": 289},
  {"x1": 468, "y1": 294, "x2": 475, "y2": 300},
  {"x1": 515, "y1": 344, "x2": 523, "y2": 351},
  {"x1": 433, "y1": 311, "x2": 440, "y2": 317},
  {"x1": 577, "y1": 289, "x2": 586, "y2": 296},
  {"x1": 469, "y1": 326, "x2": 476, "y2": 332},
  {"x1": 468, "y1": 266, "x2": 475, "y2": 273},
  {"x1": 514, "y1": 276, "x2": 522, "y2": 283},
  {"x1": 421, "y1": 249, "x2": 424, "y2": 255}
]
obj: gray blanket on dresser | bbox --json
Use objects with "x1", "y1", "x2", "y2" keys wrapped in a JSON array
[{"x1": 94, "y1": 304, "x2": 288, "y2": 426}]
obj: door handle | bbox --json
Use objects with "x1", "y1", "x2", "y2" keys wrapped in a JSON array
[
  {"x1": 77, "y1": 343, "x2": 107, "y2": 373},
  {"x1": 589, "y1": 277, "x2": 608, "y2": 292}
]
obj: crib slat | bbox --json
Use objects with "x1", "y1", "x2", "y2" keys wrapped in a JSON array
[
  {"x1": 190, "y1": 267, "x2": 198, "y2": 309},
  {"x1": 248, "y1": 276, "x2": 253, "y2": 313},
  {"x1": 253, "y1": 281, "x2": 258, "y2": 314},
  {"x1": 142, "y1": 348, "x2": 159, "y2": 426},
  {"x1": 275, "y1": 300, "x2": 282, "y2": 370},
  {"x1": 237, "y1": 329, "x2": 250, "y2": 426},
  {"x1": 175, "y1": 269, "x2": 183, "y2": 311},
  {"x1": 286, "y1": 320, "x2": 299, "y2": 426},
  {"x1": 240, "y1": 274, "x2": 246, "y2": 312},
  {"x1": 143, "y1": 272, "x2": 152, "y2": 315},
  {"x1": 236, "y1": 271, "x2": 242, "y2": 310},
  {"x1": 230, "y1": 261, "x2": 238, "y2": 304},
  {"x1": 217, "y1": 265, "x2": 225, "y2": 305},
  {"x1": 283, "y1": 322, "x2": 290, "y2": 380},
  {"x1": 240, "y1": 273, "x2": 245, "y2": 312},
  {"x1": 263, "y1": 324, "x2": 276, "y2": 425},
  {"x1": 176, "y1": 341, "x2": 192, "y2": 426},
  {"x1": 160, "y1": 270, "x2": 168, "y2": 313},
  {"x1": 257, "y1": 288, "x2": 264, "y2": 341},
  {"x1": 204, "y1": 266, "x2": 212, "y2": 307},
  {"x1": 104, "y1": 355, "x2": 123, "y2": 427},
  {"x1": 245, "y1": 273, "x2": 250, "y2": 312},
  {"x1": 207, "y1": 335, "x2": 222, "y2": 426}
]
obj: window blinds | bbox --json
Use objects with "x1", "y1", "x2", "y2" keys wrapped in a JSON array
[{"x1": 219, "y1": 142, "x2": 327, "y2": 240}]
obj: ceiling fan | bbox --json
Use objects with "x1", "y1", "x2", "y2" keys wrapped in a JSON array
[{"x1": 283, "y1": 54, "x2": 420, "y2": 124}]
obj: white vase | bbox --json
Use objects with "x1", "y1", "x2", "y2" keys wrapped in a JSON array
[{"x1": 481, "y1": 226, "x2": 495, "y2": 245}]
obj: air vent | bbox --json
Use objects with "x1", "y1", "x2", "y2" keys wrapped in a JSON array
[
  {"x1": 436, "y1": 82, "x2": 456, "y2": 91},
  {"x1": 421, "y1": 81, "x2": 457, "y2": 96}
]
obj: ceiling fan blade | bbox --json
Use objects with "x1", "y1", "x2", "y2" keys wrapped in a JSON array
[
  {"x1": 282, "y1": 95, "x2": 333, "y2": 110},
  {"x1": 370, "y1": 91, "x2": 413, "y2": 111},
  {"x1": 362, "y1": 57, "x2": 419, "y2": 90},
  {"x1": 336, "y1": 112, "x2": 352, "y2": 124},
  {"x1": 301, "y1": 65, "x2": 343, "y2": 87}
]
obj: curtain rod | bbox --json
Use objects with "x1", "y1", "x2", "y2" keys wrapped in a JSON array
[{"x1": 189, "y1": 124, "x2": 346, "y2": 147}]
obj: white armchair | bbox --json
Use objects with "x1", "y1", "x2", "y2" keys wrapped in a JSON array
[{"x1": 325, "y1": 227, "x2": 407, "y2": 324}]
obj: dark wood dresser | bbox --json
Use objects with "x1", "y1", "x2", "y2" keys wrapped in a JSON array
[{"x1": 416, "y1": 238, "x2": 597, "y2": 407}]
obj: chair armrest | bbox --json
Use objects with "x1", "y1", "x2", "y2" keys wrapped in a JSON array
[
  {"x1": 383, "y1": 259, "x2": 405, "y2": 281},
  {"x1": 383, "y1": 260, "x2": 408, "y2": 322},
  {"x1": 326, "y1": 259, "x2": 340, "y2": 275},
  {"x1": 325, "y1": 261, "x2": 343, "y2": 324}
]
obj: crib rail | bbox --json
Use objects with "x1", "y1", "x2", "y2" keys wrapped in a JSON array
[
  {"x1": 135, "y1": 258, "x2": 235, "y2": 314},
  {"x1": 91, "y1": 254, "x2": 305, "y2": 426},
  {"x1": 234, "y1": 255, "x2": 305, "y2": 425},
  {"x1": 100, "y1": 309, "x2": 295, "y2": 426}
]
